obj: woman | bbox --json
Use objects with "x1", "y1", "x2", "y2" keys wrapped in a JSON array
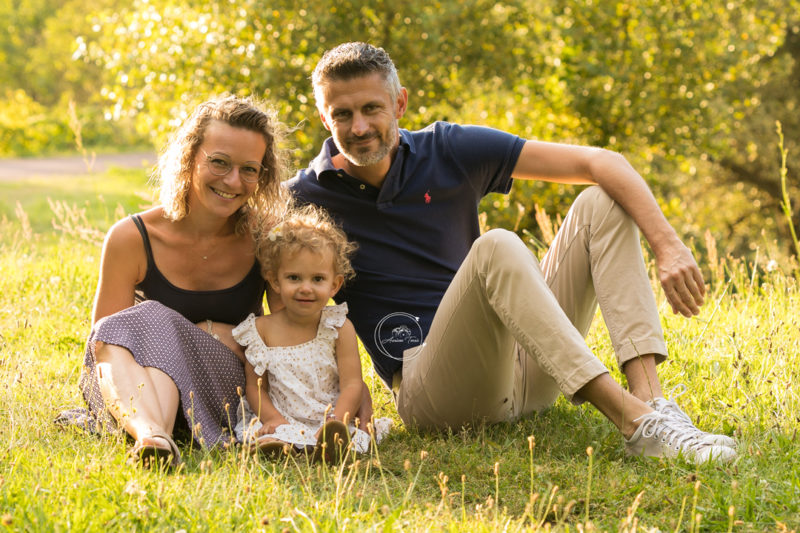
[{"x1": 79, "y1": 95, "x2": 289, "y2": 465}]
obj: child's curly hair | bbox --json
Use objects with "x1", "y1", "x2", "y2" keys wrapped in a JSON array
[{"x1": 256, "y1": 204, "x2": 357, "y2": 282}]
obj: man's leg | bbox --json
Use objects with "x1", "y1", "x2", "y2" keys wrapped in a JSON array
[
  {"x1": 540, "y1": 185, "x2": 666, "y2": 401},
  {"x1": 539, "y1": 186, "x2": 735, "y2": 447},
  {"x1": 397, "y1": 228, "x2": 609, "y2": 429},
  {"x1": 397, "y1": 227, "x2": 734, "y2": 462}
]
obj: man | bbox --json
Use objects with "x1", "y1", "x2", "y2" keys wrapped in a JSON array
[{"x1": 287, "y1": 42, "x2": 737, "y2": 463}]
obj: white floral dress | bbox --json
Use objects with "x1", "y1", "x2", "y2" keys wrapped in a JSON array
[{"x1": 231, "y1": 303, "x2": 391, "y2": 452}]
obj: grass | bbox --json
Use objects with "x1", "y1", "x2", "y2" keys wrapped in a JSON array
[
  {"x1": 1, "y1": 170, "x2": 799, "y2": 531},
  {"x1": 0, "y1": 168, "x2": 155, "y2": 235}
]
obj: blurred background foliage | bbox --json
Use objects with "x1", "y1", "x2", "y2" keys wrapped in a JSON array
[{"x1": 1, "y1": 0, "x2": 798, "y2": 267}]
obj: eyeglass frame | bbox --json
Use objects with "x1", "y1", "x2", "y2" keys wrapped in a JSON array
[{"x1": 201, "y1": 150, "x2": 264, "y2": 183}]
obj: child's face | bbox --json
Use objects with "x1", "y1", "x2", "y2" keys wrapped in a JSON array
[{"x1": 269, "y1": 247, "x2": 344, "y2": 319}]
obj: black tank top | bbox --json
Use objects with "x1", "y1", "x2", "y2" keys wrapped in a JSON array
[{"x1": 132, "y1": 215, "x2": 265, "y2": 324}]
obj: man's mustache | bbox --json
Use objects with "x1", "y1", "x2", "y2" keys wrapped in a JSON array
[{"x1": 347, "y1": 133, "x2": 379, "y2": 143}]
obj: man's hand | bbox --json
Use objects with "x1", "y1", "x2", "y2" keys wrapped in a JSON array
[
  {"x1": 655, "y1": 240, "x2": 705, "y2": 317},
  {"x1": 354, "y1": 381, "x2": 374, "y2": 430}
]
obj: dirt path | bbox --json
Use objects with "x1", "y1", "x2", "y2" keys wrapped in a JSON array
[{"x1": 0, "y1": 151, "x2": 157, "y2": 180}]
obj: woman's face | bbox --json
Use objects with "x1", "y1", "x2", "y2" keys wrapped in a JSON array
[{"x1": 187, "y1": 120, "x2": 267, "y2": 220}]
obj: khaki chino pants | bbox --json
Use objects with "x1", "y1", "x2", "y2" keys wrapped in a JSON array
[{"x1": 396, "y1": 186, "x2": 667, "y2": 429}]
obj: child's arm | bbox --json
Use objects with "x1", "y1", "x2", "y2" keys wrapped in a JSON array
[
  {"x1": 244, "y1": 362, "x2": 288, "y2": 434},
  {"x1": 243, "y1": 316, "x2": 288, "y2": 434},
  {"x1": 331, "y1": 319, "x2": 364, "y2": 425}
]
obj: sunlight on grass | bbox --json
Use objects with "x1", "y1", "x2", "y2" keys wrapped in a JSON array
[
  {"x1": 0, "y1": 172, "x2": 798, "y2": 531},
  {"x1": 0, "y1": 168, "x2": 154, "y2": 234}
]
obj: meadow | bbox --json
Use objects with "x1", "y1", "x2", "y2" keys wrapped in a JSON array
[{"x1": 0, "y1": 168, "x2": 798, "y2": 531}]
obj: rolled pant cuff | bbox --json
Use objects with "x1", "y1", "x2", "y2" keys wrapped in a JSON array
[
  {"x1": 561, "y1": 357, "x2": 610, "y2": 405},
  {"x1": 614, "y1": 338, "x2": 668, "y2": 368}
]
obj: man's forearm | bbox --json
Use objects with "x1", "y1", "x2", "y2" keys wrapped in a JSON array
[{"x1": 585, "y1": 149, "x2": 681, "y2": 258}]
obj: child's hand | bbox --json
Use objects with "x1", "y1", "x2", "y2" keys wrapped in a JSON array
[{"x1": 257, "y1": 415, "x2": 290, "y2": 435}]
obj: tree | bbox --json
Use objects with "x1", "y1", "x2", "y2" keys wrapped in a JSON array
[
  {"x1": 76, "y1": 0, "x2": 798, "y2": 260},
  {"x1": 715, "y1": 22, "x2": 800, "y2": 252},
  {"x1": 0, "y1": 0, "x2": 143, "y2": 155}
]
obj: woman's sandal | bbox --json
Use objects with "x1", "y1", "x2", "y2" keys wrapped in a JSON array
[
  {"x1": 128, "y1": 430, "x2": 182, "y2": 469},
  {"x1": 312, "y1": 419, "x2": 351, "y2": 465}
]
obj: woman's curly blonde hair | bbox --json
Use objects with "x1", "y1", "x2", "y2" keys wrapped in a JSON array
[
  {"x1": 151, "y1": 94, "x2": 290, "y2": 233},
  {"x1": 256, "y1": 204, "x2": 357, "y2": 283}
]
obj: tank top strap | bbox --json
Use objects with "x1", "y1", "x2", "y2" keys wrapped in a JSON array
[{"x1": 130, "y1": 214, "x2": 155, "y2": 270}]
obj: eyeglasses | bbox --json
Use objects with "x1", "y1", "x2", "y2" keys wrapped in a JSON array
[{"x1": 202, "y1": 150, "x2": 263, "y2": 183}]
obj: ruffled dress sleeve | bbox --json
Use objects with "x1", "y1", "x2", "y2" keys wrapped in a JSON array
[
  {"x1": 317, "y1": 303, "x2": 348, "y2": 343},
  {"x1": 231, "y1": 313, "x2": 269, "y2": 376}
]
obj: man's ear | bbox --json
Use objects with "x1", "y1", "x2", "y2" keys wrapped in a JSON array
[{"x1": 395, "y1": 87, "x2": 408, "y2": 119}]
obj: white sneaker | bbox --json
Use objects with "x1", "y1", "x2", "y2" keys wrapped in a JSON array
[
  {"x1": 649, "y1": 395, "x2": 737, "y2": 448},
  {"x1": 625, "y1": 411, "x2": 737, "y2": 464}
]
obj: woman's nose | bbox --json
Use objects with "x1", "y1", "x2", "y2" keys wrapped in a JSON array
[{"x1": 223, "y1": 166, "x2": 243, "y2": 185}]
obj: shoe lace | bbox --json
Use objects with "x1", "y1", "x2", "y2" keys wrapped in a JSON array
[
  {"x1": 655, "y1": 397, "x2": 693, "y2": 423},
  {"x1": 666, "y1": 383, "x2": 688, "y2": 401},
  {"x1": 639, "y1": 413, "x2": 704, "y2": 452},
  {"x1": 656, "y1": 384, "x2": 696, "y2": 426}
]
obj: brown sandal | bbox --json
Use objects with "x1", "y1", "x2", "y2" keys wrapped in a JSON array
[{"x1": 129, "y1": 430, "x2": 182, "y2": 469}]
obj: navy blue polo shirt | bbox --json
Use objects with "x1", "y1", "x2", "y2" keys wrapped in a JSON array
[{"x1": 288, "y1": 121, "x2": 526, "y2": 385}]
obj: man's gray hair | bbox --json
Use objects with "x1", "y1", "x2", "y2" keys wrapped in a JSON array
[{"x1": 312, "y1": 42, "x2": 402, "y2": 110}]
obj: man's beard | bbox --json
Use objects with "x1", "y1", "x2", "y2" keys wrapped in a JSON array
[{"x1": 337, "y1": 121, "x2": 398, "y2": 167}]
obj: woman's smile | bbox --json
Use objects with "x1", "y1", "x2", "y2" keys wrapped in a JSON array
[{"x1": 210, "y1": 186, "x2": 238, "y2": 200}]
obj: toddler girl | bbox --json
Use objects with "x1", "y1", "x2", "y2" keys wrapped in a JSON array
[{"x1": 232, "y1": 205, "x2": 391, "y2": 461}]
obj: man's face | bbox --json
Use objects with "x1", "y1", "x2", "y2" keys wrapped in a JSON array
[{"x1": 318, "y1": 72, "x2": 406, "y2": 168}]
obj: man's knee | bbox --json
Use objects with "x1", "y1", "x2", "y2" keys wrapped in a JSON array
[
  {"x1": 573, "y1": 185, "x2": 635, "y2": 229},
  {"x1": 471, "y1": 228, "x2": 540, "y2": 278},
  {"x1": 472, "y1": 228, "x2": 530, "y2": 258}
]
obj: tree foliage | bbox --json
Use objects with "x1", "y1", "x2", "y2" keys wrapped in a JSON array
[
  {"x1": 2, "y1": 0, "x2": 798, "y2": 261},
  {"x1": 0, "y1": 0, "x2": 142, "y2": 155}
]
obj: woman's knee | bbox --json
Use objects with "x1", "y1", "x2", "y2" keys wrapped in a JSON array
[{"x1": 94, "y1": 341, "x2": 134, "y2": 364}]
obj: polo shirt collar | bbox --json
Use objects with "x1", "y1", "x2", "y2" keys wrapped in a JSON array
[
  {"x1": 308, "y1": 138, "x2": 339, "y2": 177},
  {"x1": 311, "y1": 131, "x2": 416, "y2": 206},
  {"x1": 398, "y1": 128, "x2": 416, "y2": 154}
]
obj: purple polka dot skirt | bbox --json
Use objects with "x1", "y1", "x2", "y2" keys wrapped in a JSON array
[{"x1": 79, "y1": 300, "x2": 245, "y2": 447}]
